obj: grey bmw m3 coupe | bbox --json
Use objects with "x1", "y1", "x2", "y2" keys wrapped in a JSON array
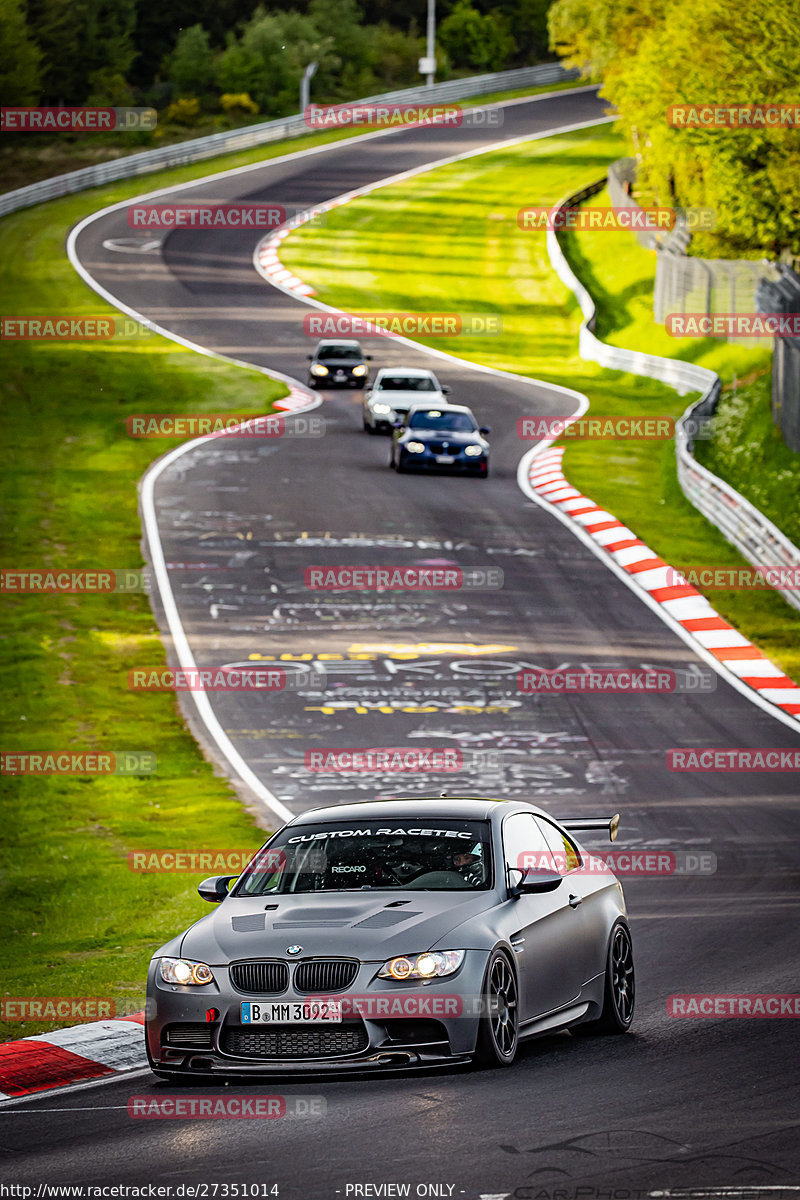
[{"x1": 145, "y1": 797, "x2": 634, "y2": 1077}]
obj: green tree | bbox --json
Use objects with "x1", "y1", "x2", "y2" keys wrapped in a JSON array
[
  {"x1": 548, "y1": 0, "x2": 800, "y2": 258},
  {"x1": 439, "y1": 0, "x2": 513, "y2": 71},
  {"x1": 27, "y1": 0, "x2": 136, "y2": 103},
  {"x1": 216, "y1": 7, "x2": 336, "y2": 116},
  {"x1": 0, "y1": 0, "x2": 41, "y2": 104},
  {"x1": 167, "y1": 24, "x2": 215, "y2": 98}
]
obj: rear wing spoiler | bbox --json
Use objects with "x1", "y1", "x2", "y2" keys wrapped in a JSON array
[{"x1": 557, "y1": 814, "x2": 620, "y2": 843}]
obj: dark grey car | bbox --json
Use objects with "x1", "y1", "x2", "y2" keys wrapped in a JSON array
[
  {"x1": 145, "y1": 797, "x2": 634, "y2": 1077},
  {"x1": 307, "y1": 339, "x2": 371, "y2": 388}
]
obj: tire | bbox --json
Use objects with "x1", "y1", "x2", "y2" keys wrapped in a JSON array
[
  {"x1": 395, "y1": 455, "x2": 407, "y2": 474},
  {"x1": 474, "y1": 950, "x2": 519, "y2": 1068},
  {"x1": 574, "y1": 921, "x2": 635, "y2": 1035}
]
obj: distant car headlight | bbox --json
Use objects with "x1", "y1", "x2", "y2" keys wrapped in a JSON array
[
  {"x1": 310, "y1": 363, "x2": 329, "y2": 376},
  {"x1": 464, "y1": 445, "x2": 483, "y2": 456},
  {"x1": 372, "y1": 402, "x2": 392, "y2": 414},
  {"x1": 352, "y1": 364, "x2": 368, "y2": 376},
  {"x1": 159, "y1": 957, "x2": 215, "y2": 986},
  {"x1": 378, "y1": 951, "x2": 465, "y2": 980},
  {"x1": 405, "y1": 441, "x2": 426, "y2": 454}
]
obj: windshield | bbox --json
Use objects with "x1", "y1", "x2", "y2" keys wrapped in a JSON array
[
  {"x1": 317, "y1": 345, "x2": 363, "y2": 361},
  {"x1": 377, "y1": 376, "x2": 437, "y2": 392},
  {"x1": 235, "y1": 819, "x2": 492, "y2": 894},
  {"x1": 408, "y1": 410, "x2": 477, "y2": 432}
]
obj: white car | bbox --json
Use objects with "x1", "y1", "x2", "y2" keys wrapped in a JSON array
[{"x1": 363, "y1": 367, "x2": 451, "y2": 433}]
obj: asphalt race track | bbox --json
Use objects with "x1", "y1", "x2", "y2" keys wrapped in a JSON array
[{"x1": 2, "y1": 87, "x2": 798, "y2": 1197}]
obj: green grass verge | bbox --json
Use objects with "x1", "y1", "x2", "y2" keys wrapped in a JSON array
[
  {"x1": 694, "y1": 378, "x2": 800, "y2": 546},
  {"x1": 0, "y1": 169, "x2": 295, "y2": 1044},
  {"x1": 280, "y1": 125, "x2": 800, "y2": 682}
]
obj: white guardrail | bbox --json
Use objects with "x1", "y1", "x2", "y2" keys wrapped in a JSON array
[
  {"x1": 546, "y1": 179, "x2": 800, "y2": 612},
  {"x1": 0, "y1": 63, "x2": 576, "y2": 218}
]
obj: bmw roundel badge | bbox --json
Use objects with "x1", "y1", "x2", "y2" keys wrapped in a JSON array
[{"x1": 286, "y1": 945, "x2": 302, "y2": 955}]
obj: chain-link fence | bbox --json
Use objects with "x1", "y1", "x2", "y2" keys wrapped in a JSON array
[{"x1": 606, "y1": 158, "x2": 780, "y2": 343}]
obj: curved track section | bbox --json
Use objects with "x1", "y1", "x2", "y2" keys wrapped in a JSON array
[{"x1": 7, "y1": 86, "x2": 795, "y2": 1194}]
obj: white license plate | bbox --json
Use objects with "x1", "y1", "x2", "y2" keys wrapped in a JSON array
[
  {"x1": 240, "y1": 1001, "x2": 342, "y2": 1024},
  {"x1": 436, "y1": 454, "x2": 455, "y2": 464}
]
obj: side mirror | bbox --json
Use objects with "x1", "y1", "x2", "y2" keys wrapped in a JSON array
[
  {"x1": 365, "y1": 355, "x2": 373, "y2": 360},
  {"x1": 508, "y1": 868, "x2": 562, "y2": 899},
  {"x1": 392, "y1": 419, "x2": 405, "y2": 430},
  {"x1": 306, "y1": 354, "x2": 313, "y2": 360},
  {"x1": 480, "y1": 426, "x2": 490, "y2": 436},
  {"x1": 198, "y1": 875, "x2": 236, "y2": 903},
  {"x1": 441, "y1": 384, "x2": 451, "y2": 394}
]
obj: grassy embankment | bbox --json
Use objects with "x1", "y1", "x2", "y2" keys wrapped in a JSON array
[{"x1": 279, "y1": 125, "x2": 799, "y2": 679}]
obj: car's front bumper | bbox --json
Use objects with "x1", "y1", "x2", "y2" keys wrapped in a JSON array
[
  {"x1": 311, "y1": 369, "x2": 366, "y2": 387},
  {"x1": 146, "y1": 954, "x2": 488, "y2": 1076},
  {"x1": 398, "y1": 450, "x2": 488, "y2": 473}
]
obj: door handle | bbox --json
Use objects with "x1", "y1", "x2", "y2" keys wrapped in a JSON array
[{"x1": 568, "y1": 894, "x2": 582, "y2": 908}]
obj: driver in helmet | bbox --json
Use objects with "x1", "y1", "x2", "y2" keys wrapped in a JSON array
[{"x1": 449, "y1": 846, "x2": 483, "y2": 885}]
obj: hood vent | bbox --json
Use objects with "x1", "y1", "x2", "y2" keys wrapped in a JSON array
[
  {"x1": 231, "y1": 914, "x2": 266, "y2": 933},
  {"x1": 354, "y1": 910, "x2": 421, "y2": 929}
]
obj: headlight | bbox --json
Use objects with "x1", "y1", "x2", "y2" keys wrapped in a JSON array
[
  {"x1": 405, "y1": 441, "x2": 426, "y2": 454},
  {"x1": 372, "y1": 402, "x2": 391, "y2": 414},
  {"x1": 159, "y1": 957, "x2": 215, "y2": 986},
  {"x1": 464, "y1": 445, "x2": 483, "y2": 456},
  {"x1": 378, "y1": 950, "x2": 465, "y2": 980},
  {"x1": 352, "y1": 364, "x2": 368, "y2": 376},
  {"x1": 310, "y1": 363, "x2": 329, "y2": 376}
]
